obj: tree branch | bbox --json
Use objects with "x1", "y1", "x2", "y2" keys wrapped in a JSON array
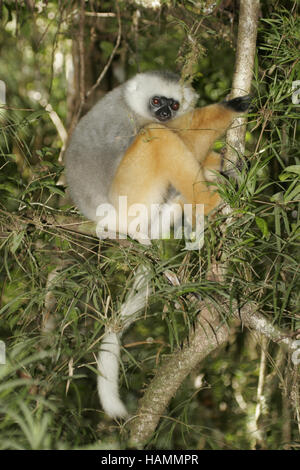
[
  {"x1": 225, "y1": 0, "x2": 260, "y2": 169},
  {"x1": 128, "y1": 303, "x2": 230, "y2": 448},
  {"x1": 128, "y1": 272, "x2": 297, "y2": 447}
]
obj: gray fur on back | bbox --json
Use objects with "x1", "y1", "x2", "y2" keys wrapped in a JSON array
[{"x1": 65, "y1": 84, "x2": 149, "y2": 221}]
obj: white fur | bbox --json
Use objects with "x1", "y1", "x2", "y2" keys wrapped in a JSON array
[
  {"x1": 124, "y1": 72, "x2": 198, "y2": 121},
  {"x1": 97, "y1": 265, "x2": 151, "y2": 419},
  {"x1": 97, "y1": 331, "x2": 128, "y2": 419}
]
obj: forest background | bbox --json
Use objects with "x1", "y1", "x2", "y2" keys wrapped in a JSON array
[{"x1": 0, "y1": 0, "x2": 299, "y2": 450}]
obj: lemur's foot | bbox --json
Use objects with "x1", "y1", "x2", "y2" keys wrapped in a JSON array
[{"x1": 222, "y1": 95, "x2": 252, "y2": 112}]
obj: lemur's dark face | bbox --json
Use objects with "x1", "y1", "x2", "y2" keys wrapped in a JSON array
[{"x1": 149, "y1": 96, "x2": 180, "y2": 122}]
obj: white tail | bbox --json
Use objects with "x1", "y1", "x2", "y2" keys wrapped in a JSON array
[{"x1": 97, "y1": 265, "x2": 151, "y2": 418}]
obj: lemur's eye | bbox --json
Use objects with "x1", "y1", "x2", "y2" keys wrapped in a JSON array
[
  {"x1": 171, "y1": 101, "x2": 180, "y2": 111},
  {"x1": 151, "y1": 97, "x2": 161, "y2": 107}
]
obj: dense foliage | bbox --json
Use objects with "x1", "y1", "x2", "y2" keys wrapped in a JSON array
[{"x1": 0, "y1": 0, "x2": 299, "y2": 450}]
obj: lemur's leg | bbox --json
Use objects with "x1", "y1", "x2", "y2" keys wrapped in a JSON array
[
  {"x1": 202, "y1": 151, "x2": 222, "y2": 182},
  {"x1": 110, "y1": 123, "x2": 220, "y2": 231},
  {"x1": 98, "y1": 148, "x2": 221, "y2": 244}
]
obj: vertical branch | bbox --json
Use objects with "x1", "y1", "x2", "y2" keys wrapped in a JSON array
[
  {"x1": 253, "y1": 336, "x2": 268, "y2": 449},
  {"x1": 67, "y1": 0, "x2": 121, "y2": 138},
  {"x1": 78, "y1": 0, "x2": 86, "y2": 109},
  {"x1": 225, "y1": 0, "x2": 260, "y2": 170},
  {"x1": 67, "y1": 0, "x2": 86, "y2": 137},
  {"x1": 85, "y1": 1, "x2": 122, "y2": 99}
]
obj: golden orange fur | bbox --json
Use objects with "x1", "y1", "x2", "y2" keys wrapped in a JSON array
[{"x1": 108, "y1": 103, "x2": 240, "y2": 241}]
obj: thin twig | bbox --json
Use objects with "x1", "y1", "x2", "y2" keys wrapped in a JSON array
[
  {"x1": 85, "y1": 12, "x2": 116, "y2": 18},
  {"x1": 86, "y1": 1, "x2": 122, "y2": 99}
]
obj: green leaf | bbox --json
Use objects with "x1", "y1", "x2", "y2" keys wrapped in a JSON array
[
  {"x1": 25, "y1": 110, "x2": 47, "y2": 123},
  {"x1": 44, "y1": 184, "x2": 65, "y2": 196},
  {"x1": 10, "y1": 230, "x2": 25, "y2": 254},
  {"x1": 255, "y1": 217, "x2": 269, "y2": 239},
  {"x1": 282, "y1": 165, "x2": 300, "y2": 176},
  {"x1": 271, "y1": 191, "x2": 284, "y2": 202},
  {"x1": 100, "y1": 41, "x2": 114, "y2": 59},
  {"x1": 284, "y1": 183, "x2": 300, "y2": 202}
]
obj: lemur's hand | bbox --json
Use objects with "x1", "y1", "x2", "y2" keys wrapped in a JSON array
[{"x1": 223, "y1": 95, "x2": 252, "y2": 112}]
